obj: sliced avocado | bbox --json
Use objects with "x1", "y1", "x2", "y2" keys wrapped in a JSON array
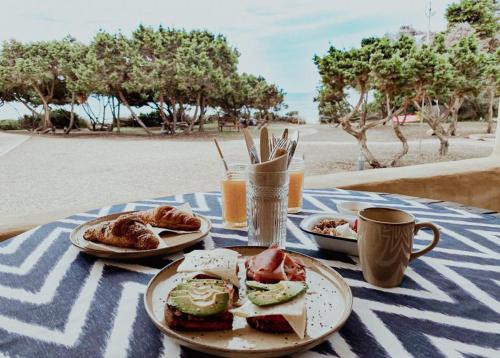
[
  {"x1": 247, "y1": 281, "x2": 307, "y2": 307},
  {"x1": 170, "y1": 292, "x2": 229, "y2": 316},
  {"x1": 246, "y1": 281, "x2": 273, "y2": 291},
  {"x1": 168, "y1": 280, "x2": 229, "y2": 316},
  {"x1": 175, "y1": 283, "x2": 226, "y2": 293}
]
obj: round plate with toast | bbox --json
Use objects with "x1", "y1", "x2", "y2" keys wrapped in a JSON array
[
  {"x1": 70, "y1": 211, "x2": 211, "y2": 259},
  {"x1": 144, "y1": 246, "x2": 353, "y2": 358}
]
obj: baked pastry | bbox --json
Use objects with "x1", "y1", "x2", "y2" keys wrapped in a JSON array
[
  {"x1": 136, "y1": 205, "x2": 201, "y2": 231},
  {"x1": 83, "y1": 214, "x2": 160, "y2": 250}
]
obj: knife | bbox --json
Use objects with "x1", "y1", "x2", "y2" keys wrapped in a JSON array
[{"x1": 260, "y1": 127, "x2": 269, "y2": 162}]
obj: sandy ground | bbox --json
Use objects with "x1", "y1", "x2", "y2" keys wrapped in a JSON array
[{"x1": 0, "y1": 122, "x2": 495, "y2": 220}]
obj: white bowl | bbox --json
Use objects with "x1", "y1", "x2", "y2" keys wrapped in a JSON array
[
  {"x1": 337, "y1": 201, "x2": 372, "y2": 217},
  {"x1": 299, "y1": 213, "x2": 358, "y2": 256}
]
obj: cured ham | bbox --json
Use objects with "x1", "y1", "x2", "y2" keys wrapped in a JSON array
[{"x1": 246, "y1": 245, "x2": 306, "y2": 282}]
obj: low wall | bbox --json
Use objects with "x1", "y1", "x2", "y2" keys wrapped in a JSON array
[
  {"x1": 1, "y1": 155, "x2": 499, "y2": 242},
  {"x1": 305, "y1": 156, "x2": 500, "y2": 212}
]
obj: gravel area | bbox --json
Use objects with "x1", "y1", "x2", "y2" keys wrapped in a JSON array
[{"x1": 0, "y1": 122, "x2": 495, "y2": 219}]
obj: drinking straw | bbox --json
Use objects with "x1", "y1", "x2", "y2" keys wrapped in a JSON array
[{"x1": 213, "y1": 138, "x2": 229, "y2": 172}]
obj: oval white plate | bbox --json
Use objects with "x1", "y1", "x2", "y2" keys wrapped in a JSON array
[
  {"x1": 144, "y1": 246, "x2": 353, "y2": 358},
  {"x1": 300, "y1": 213, "x2": 359, "y2": 256},
  {"x1": 70, "y1": 211, "x2": 211, "y2": 259}
]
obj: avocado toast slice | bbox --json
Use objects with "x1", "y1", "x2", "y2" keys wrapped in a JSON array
[{"x1": 165, "y1": 279, "x2": 236, "y2": 331}]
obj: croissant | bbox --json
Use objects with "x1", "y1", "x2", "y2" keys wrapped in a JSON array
[
  {"x1": 136, "y1": 205, "x2": 201, "y2": 231},
  {"x1": 83, "y1": 214, "x2": 160, "y2": 250}
]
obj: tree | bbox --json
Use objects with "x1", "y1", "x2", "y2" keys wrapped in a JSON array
[
  {"x1": 131, "y1": 26, "x2": 185, "y2": 133},
  {"x1": 446, "y1": 0, "x2": 499, "y2": 51},
  {"x1": 0, "y1": 40, "x2": 71, "y2": 132},
  {"x1": 85, "y1": 31, "x2": 151, "y2": 134},
  {"x1": 251, "y1": 76, "x2": 285, "y2": 127},
  {"x1": 446, "y1": 34, "x2": 486, "y2": 136},
  {"x1": 370, "y1": 35, "x2": 418, "y2": 166},
  {"x1": 1, "y1": 27, "x2": 284, "y2": 134},
  {"x1": 58, "y1": 37, "x2": 88, "y2": 134},
  {"x1": 176, "y1": 30, "x2": 239, "y2": 132},
  {"x1": 216, "y1": 73, "x2": 255, "y2": 121},
  {"x1": 314, "y1": 41, "x2": 405, "y2": 168},
  {"x1": 407, "y1": 41, "x2": 456, "y2": 155},
  {"x1": 483, "y1": 49, "x2": 500, "y2": 133}
]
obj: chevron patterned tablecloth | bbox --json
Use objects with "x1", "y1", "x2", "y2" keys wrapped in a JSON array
[{"x1": 1, "y1": 189, "x2": 499, "y2": 357}]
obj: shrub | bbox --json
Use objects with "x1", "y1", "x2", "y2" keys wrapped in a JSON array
[
  {"x1": 0, "y1": 120, "x2": 22, "y2": 130},
  {"x1": 19, "y1": 115, "x2": 40, "y2": 129},
  {"x1": 17, "y1": 109, "x2": 88, "y2": 130},
  {"x1": 138, "y1": 110, "x2": 163, "y2": 127}
]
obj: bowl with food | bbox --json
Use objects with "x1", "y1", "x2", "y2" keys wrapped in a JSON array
[
  {"x1": 336, "y1": 201, "x2": 372, "y2": 217},
  {"x1": 299, "y1": 214, "x2": 358, "y2": 255}
]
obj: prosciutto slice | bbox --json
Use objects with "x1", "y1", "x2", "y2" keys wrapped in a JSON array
[{"x1": 246, "y1": 246, "x2": 306, "y2": 282}]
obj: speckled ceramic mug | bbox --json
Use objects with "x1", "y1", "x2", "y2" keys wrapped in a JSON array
[{"x1": 358, "y1": 207, "x2": 440, "y2": 288}]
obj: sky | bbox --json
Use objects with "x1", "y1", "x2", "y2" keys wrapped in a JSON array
[{"x1": 0, "y1": 0, "x2": 454, "y2": 120}]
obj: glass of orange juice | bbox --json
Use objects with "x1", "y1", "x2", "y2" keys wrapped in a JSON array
[
  {"x1": 221, "y1": 164, "x2": 247, "y2": 228},
  {"x1": 288, "y1": 154, "x2": 305, "y2": 213}
]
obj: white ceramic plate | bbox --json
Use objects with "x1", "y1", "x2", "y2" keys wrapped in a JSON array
[
  {"x1": 300, "y1": 213, "x2": 359, "y2": 256},
  {"x1": 144, "y1": 246, "x2": 353, "y2": 358},
  {"x1": 70, "y1": 211, "x2": 211, "y2": 259}
]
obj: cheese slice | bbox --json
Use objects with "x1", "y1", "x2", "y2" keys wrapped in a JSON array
[
  {"x1": 230, "y1": 294, "x2": 307, "y2": 338},
  {"x1": 283, "y1": 307, "x2": 307, "y2": 339},
  {"x1": 177, "y1": 248, "x2": 240, "y2": 287}
]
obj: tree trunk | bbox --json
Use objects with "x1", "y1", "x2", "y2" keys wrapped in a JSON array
[
  {"x1": 334, "y1": 89, "x2": 385, "y2": 168},
  {"x1": 358, "y1": 132, "x2": 383, "y2": 168},
  {"x1": 447, "y1": 96, "x2": 463, "y2": 137},
  {"x1": 449, "y1": 111, "x2": 458, "y2": 136},
  {"x1": 387, "y1": 95, "x2": 409, "y2": 167},
  {"x1": 186, "y1": 94, "x2": 200, "y2": 133},
  {"x1": 198, "y1": 94, "x2": 206, "y2": 132},
  {"x1": 116, "y1": 100, "x2": 121, "y2": 132},
  {"x1": 108, "y1": 97, "x2": 117, "y2": 132},
  {"x1": 65, "y1": 92, "x2": 76, "y2": 134},
  {"x1": 158, "y1": 92, "x2": 171, "y2": 135},
  {"x1": 437, "y1": 133, "x2": 449, "y2": 155},
  {"x1": 358, "y1": 92, "x2": 369, "y2": 128},
  {"x1": 171, "y1": 101, "x2": 177, "y2": 134},
  {"x1": 117, "y1": 90, "x2": 151, "y2": 135},
  {"x1": 486, "y1": 88, "x2": 494, "y2": 134},
  {"x1": 33, "y1": 86, "x2": 54, "y2": 132},
  {"x1": 417, "y1": 96, "x2": 451, "y2": 156},
  {"x1": 390, "y1": 120, "x2": 409, "y2": 166}
]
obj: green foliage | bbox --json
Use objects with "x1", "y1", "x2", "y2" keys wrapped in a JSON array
[
  {"x1": 446, "y1": 0, "x2": 499, "y2": 38},
  {"x1": 0, "y1": 26, "x2": 285, "y2": 132}
]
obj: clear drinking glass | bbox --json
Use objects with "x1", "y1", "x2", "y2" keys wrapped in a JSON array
[
  {"x1": 221, "y1": 164, "x2": 247, "y2": 228},
  {"x1": 246, "y1": 169, "x2": 289, "y2": 248},
  {"x1": 288, "y1": 155, "x2": 305, "y2": 213}
]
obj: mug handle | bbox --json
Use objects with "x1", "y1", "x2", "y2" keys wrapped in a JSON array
[{"x1": 409, "y1": 222, "x2": 440, "y2": 262}]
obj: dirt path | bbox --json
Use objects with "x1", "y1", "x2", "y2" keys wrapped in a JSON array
[{"x1": 0, "y1": 122, "x2": 494, "y2": 220}]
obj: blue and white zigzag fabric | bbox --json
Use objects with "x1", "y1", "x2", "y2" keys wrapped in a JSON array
[{"x1": 0, "y1": 189, "x2": 499, "y2": 357}]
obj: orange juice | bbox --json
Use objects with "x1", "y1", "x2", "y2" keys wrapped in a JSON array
[
  {"x1": 288, "y1": 157, "x2": 305, "y2": 213},
  {"x1": 288, "y1": 170, "x2": 304, "y2": 212},
  {"x1": 221, "y1": 165, "x2": 247, "y2": 227}
]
